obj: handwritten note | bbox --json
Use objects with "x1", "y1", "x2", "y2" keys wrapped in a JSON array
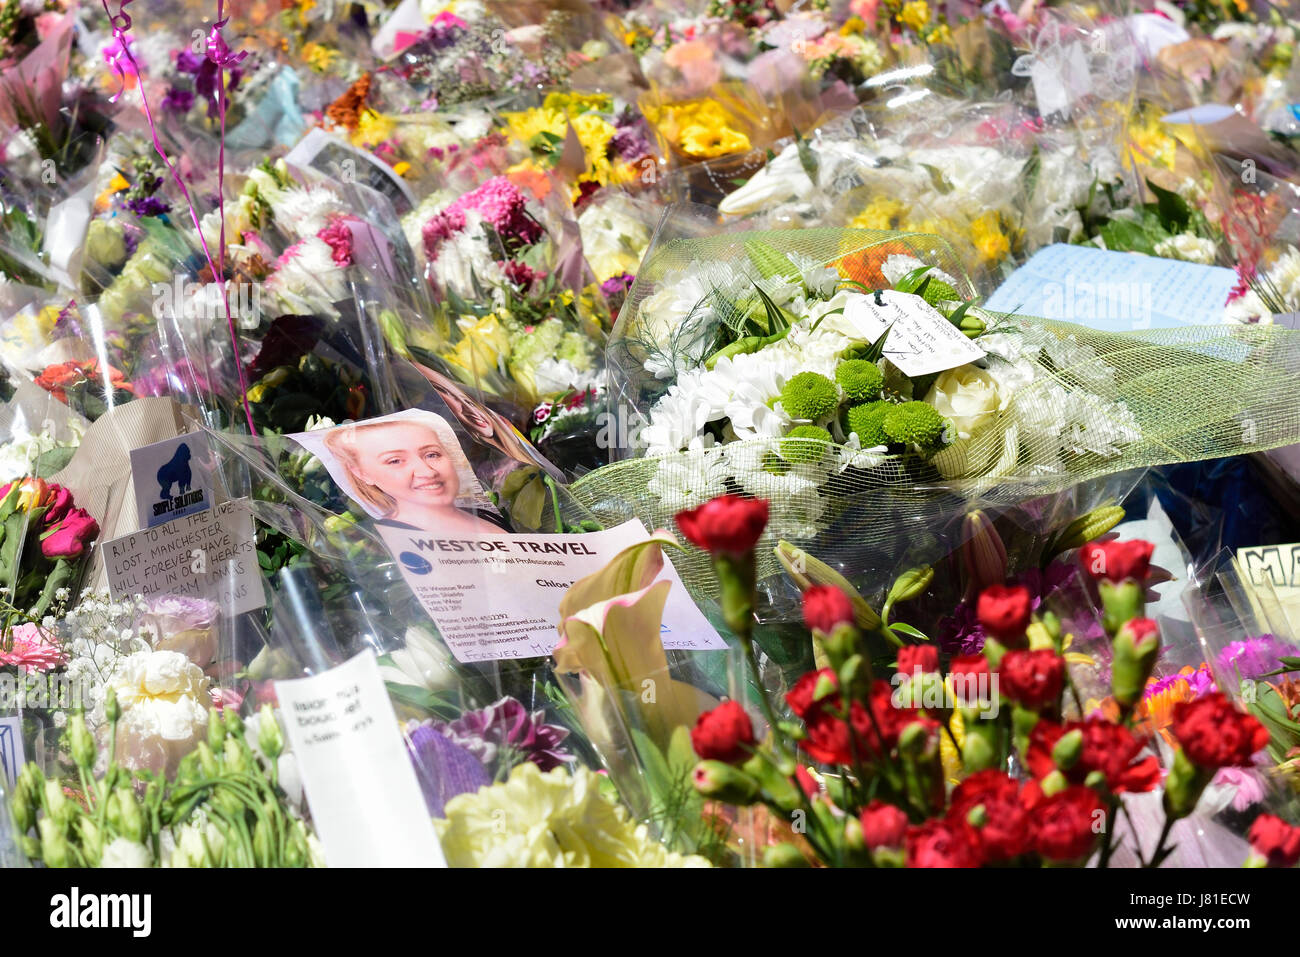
[
  {"x1": 274, "y1": 650, "x2": 446, "y2": 868},
  {"x1": 103, "y1": 499, "x2": 264, "y2": 615},
  {"x1": 844, "y1": 290, "x2": 985, "y2": 377},
  {"x1": 377, "y1": 519, "x2": 728, "y2": 662},
  {"x1": 985, "y1": 244, "x2": 1238, "y2": 331}
]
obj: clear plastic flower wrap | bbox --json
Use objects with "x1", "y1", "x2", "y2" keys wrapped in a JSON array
[{"x1": 579, "y1": 216, "x2": 1300, "y2": 625}]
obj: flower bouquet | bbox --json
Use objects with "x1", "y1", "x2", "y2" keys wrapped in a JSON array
[
  {"x1": 678, "y1": 492, "x2": 1300, "y2": 867},
  {"x1": 575, "y1": 221, "x2": 1300, "y2": 626}
]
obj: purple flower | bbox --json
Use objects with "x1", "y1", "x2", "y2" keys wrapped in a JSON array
[
  {"x1": 609, "y1": 127, "x2": 652, "y2": 161},
  {"x1": 432, "y1": 696, "x2": 572, "y2": 772},
  {"x1": 406, "y1": 725, "x2": 489, "y2": 816},
  {"x1": 1218, "y1": 635, "x2": 1300, "y2": 681},
  {"x1": 175, "y1": 49, "x2": 205, "y2": 73},
  {"x1": 937, "y1": 600, "x2": 987, "y2": 656},
  {"x1": 125, "y1": 195, "x2": 169, "y2": 217},
  {"x1": 162, "y1": 86, "x2": 195, "y2": 113}
]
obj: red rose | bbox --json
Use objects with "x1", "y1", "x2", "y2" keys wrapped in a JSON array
[
  {"x1": 1026, "y1": 719, "x2": 1161, "y2": 794},
  {"x1": 1248, "y1": 813, "x2": 1300, "y2": 868},
  {"x1": 948, "y1": 770, "x2": 1033, "y2": 862},
  {"x1": 1171, "y1": 693, "x2": 1270, "y2": 769},
  {"x1": 860, "y1": 801, "x2": 909, "y2": 850},
  {"x1": 1079, "y1": 540, "x2": 1154, "y2": 584},
  {"x1": 690, "y1": 700, "x2": 755, "y2": 764},
  {"x1": 906, "y1": 819, "x2": 981, "y2": 868},
  {"x1": 1032, "y1": 785, "x2": 1105, "y2": 862},
  {"x1": 802, "y1": 585, "x2": 854, "y2": 634},
  {"x1": 975, "y1": 584, "x2": 1032, "y2": 640},
  {"x1": 674, "y1": 495, "x2": 769, "y2": 556},
  {"x1": 997, "y1": 649, "x2": 1064, "y2": 710},
  {"x1": 897, "y1": 644, "x2": 939, "y2": 676},
  {"x1": 785, "y1": 669, "x2": 837, "y2": 720},
  {"x1": 948, "y1": 654, "x2": 993, "y2": 708}
]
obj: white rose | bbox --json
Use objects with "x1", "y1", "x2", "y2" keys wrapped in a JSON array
[{"x1": 925, "y1": 365, "x2": 1011, "y2": 441}]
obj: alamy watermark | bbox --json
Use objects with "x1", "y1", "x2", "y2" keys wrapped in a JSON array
[
  {"x1": 151, "y1": 276, "x2": 262, "y2": 324},
  {"x1": 1042, "y1": 278, "x2": 1153, "y2": 329}
]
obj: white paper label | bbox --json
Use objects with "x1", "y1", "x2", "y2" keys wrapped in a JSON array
[
  {"x1": 0, "y1": 716, "x2": 24, "y2": 787},
  {"x1": 275, "y1": 650, "x2": 446, "y2": 868},
  {"x1": 286, "y1": 127, "x2": 415, "y2": 215},
  {"x1": 844, "y1": 290, "x2": 985, "y2": 377},
  {"x1": 130, "y1": 432, "x2": 217, "y2": 529},
  {"x1": 377, "y1": 519, "x2": 729, "y2": 662},
  {"x1": 103, "y1": 499, "x2": 265, "y2": 615}
]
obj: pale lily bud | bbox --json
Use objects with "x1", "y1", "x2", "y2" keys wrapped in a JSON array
[
  {"x1": 961, "y1": 510, "x2": 1007, "y2": 600},
  {"x1": 104, "y1": 686, "x2": 120, "y2": 724},
  {"x1": 775, "y1": 541, "x2": 881, "y2": 630},
  {"x1": 1052, "y1": 505, "x2": 1126, "y2": 555},
  {"x1": 208, "y1": 708, "x2": 226, "y2": 750},
  {"x1": 763, "y1": 842, "x2": 811, "y2": 868}
]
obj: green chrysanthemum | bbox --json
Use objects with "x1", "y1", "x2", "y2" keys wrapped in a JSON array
[
  {"x1": 780, "y1": 425, "x2": 832, "y2": 464},
  {"x1": 835, "y1": 359, "x2": 884, "y2": 403},
  {"x1": 883, "y1": 401, "x2": 948, "y2": 449},
  {"x1": 779, "y1": 371, "x2": 838, "y2": 421},
  {"x1": 845, "y1": 401, "x2": 892, "y2": 447}
]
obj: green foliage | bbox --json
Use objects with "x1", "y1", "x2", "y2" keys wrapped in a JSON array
[
  {"x1": 779, "y1": 371, "x2": 838, "y2": 421},
  {"x1": 835, "y1": 358, "x2": 884, "y2": 403},
  {"x1": 882, "y1": 401, "x2": 947, "y2": 449},
  {"x1": 845, "y1": 400, "x2": 892, "y2": 447},
  {"x1": 780, "y1": 425, "x2": 832, "y2": 464}
]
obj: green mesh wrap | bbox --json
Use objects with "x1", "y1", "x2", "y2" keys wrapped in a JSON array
[{"x1": 583, "y1": 226, "x2": 1300, "y2": 612}]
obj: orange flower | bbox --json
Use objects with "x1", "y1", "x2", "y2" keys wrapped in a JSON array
[{"x1": 34, "y1": 359, "x2": 134, "y2": 404}]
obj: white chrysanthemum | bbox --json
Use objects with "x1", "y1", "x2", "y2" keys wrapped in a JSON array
[
  {"x1": 271, "y1": 185, "x2": 350, "y2": 239},
  {"x1": 1154, "y1": 233, "x2": 1218, "y2": 265},
  {"x1": 430, "y1": 210, "x2": 508, "y2": 297},
  {"x1": 266, "y1": 236, "x2": 348, "y2": 316},
  {"x1": 646, "y1": 449, "x2": 730, "y2": 512}
]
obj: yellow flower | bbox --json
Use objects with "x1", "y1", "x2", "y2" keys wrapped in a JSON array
[
  {"x1": 434, "y1": 764, "x2": 712, "y2": 868},
  {"x1": 970, "y1": 211, "x2": 1010, "y2": 264},
  {"x1": 300, "y1": 42, "x2": 338, "y2": 73},
  {"x1": 679, "y1": 123, "x2": 751, "y2": 158},
  {"x1": 501, "y1": 107, "x2": 567, "y2": 148},
  {"x1": 927, "y1": 22, "x2": 952, "y2": 45},
  {"x1": 443, "y1": 315, "x2": 512, "y2": 379},
  {"x1": 542, "y1": 91, "x2": 612, "y2": 116},
  {"x1": 352, "y1": 110, "x2": 395, "y2": 148},
  {"x1": 898, "y1": 0, "x2": 930, "y2": 32},
  {"x1": 840, "y1": 15, "x2": 866, "y2": 35},
  {"x1": 851, "y1": 196, "x2": 907, "y2": 231},
  {"x1": 570, "y1": 111, "x2": 618, "y2": 182}
]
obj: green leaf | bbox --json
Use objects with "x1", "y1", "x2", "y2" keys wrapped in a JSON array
[
  {"x1": 889, "y1": 622, "x2": 931, "y2": 641},
  {"x1": 32, "y1": 446, "x2": 76, "y2": 477},
  {"x1": 384, "y1": 682, "x2": 457, "y2": 717},
  {"x1": 630, "y1": 726, "x2": 674, "y2": 801},
  {"x1": 751, "y1": 282, "x2": 791, "y2": 335},
  {"x1": 1146, "y1": 179, "x2": 1192, "y2": 232}
]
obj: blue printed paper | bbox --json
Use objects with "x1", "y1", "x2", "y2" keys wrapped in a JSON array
[{"x1": 984, "y1": 244, "x2": 1238, "y2": 331}]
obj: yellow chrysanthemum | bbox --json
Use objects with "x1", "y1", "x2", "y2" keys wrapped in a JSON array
[
  {"x1": 571, "y1": 111, "x2": 618, "y2": 182},
  {"x1": 502, "y1": 107, "x2": 567, "y2": 148},
  {"x1": 543, "y1": 91, "x2": 613, "y2": 116},
  {"x1": 851, "y1": 195, "x2": 908, "y2": 231},
  {"x1": 898, "y1": 0, "x2": 930, "y2": 32},
  {"x1": 352, "y1": 110, "x2": 395, "y2": 148},
  {"x1": 840, "y1": 15, "x2": 866, "y2": 35},
  {"x1": 970, "y1": 211, "x2": 1011, "y2": 264},
  {"x1": 679, "y1": 124, "x2": 751, "y2": 159},
  {"x1": 927, "y1": 22, "x2": 952, "y2": 45},
  {"x1": 434, "y1": 763, "x2": 712, "y2": 868}
]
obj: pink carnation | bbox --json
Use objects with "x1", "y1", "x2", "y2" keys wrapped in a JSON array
[
  {"x1": 422, "y1": 176, "x2": 542, "y2": 260},
  {"x1": 0, "y1": 623, "x2": 65, "y2": 671},
  {"x1": 317, "y1": 219, "x2": 355, "y2": 267}
]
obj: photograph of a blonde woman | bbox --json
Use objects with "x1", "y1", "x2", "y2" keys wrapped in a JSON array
[{"x1": 293, "y1": 411, "x2": 508, "y2": 536}]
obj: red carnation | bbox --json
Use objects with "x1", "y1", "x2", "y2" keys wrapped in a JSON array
[
  {"x1": 948, "y1": 654, "x2": 993, "y2": 708},
  {"x1": 1171, "y1": 693, "x2": 1270, "y2": 769},
  {"x1": 1080, "y1": 540, "x2": 1155, "y2": 584},
  {"x1": 795, "y1": 679, "x2": 932, "y2": 765},
  {"x1": 1026, "y1": 719, "x2": 1161, "y2": 794},
  {"x1": 975, "y1": 584, "x2": 1032, "y2": 641},
  {"x1": 905, "y1": 819, "x2": 981, "y2": 868},
  {"x1": 997, "y1": 649, "x2": 1064, "y2": 710},
  {"x1": 1031, "y1": 785, "x2": 1105, "y2": 862},
  {"x1": 690, "y1": 700, "x2": 755, "y2": 764},
  {"x1": 785, "y1": 669, "x2": 836, "y2": 721},
  {"x1": 674, "y1": 495, "x2": 769, "y2": 557},
  {"x1": 802, "y1": 585, "x2": 854, "y2": 634},
  {"x1": 1248, "y1": 813, "x2": 1300, "y2": 868},
  {"x1": 860, "y1": 801, "x2": 909, "y2": 850},
  {"x1": 897, "y1": 644, "x2": 939, "y2": 676},
  {"x1": 948, "y1": 770, "x2": 1034, "y2": 862}
]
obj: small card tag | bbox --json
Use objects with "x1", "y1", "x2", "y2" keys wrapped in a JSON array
[
  {"x1": 286, "y1": 127, "x2": 415, "y2": 216},
  {"x1": 1237, "y1": 543, "x2": 1300, "y2": 601},
  {"x1": 376, "y1": 519, "x2": 729, "y2": 662},
  {"x1": 274, "y1": 650, "x2": 447, "y2": 868},
  {"x1": 844, "y1": 290, "x2": 985, "y2": 377},
  {"x1": 0, "y1": 717, "x2": 24, "y2": 788},
  {"x1": 103, "y1": 499, "x2": 265, "y2": 615},
  {"x1": 130, "y1": 432, "x2": 217, "y2": 529}
]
